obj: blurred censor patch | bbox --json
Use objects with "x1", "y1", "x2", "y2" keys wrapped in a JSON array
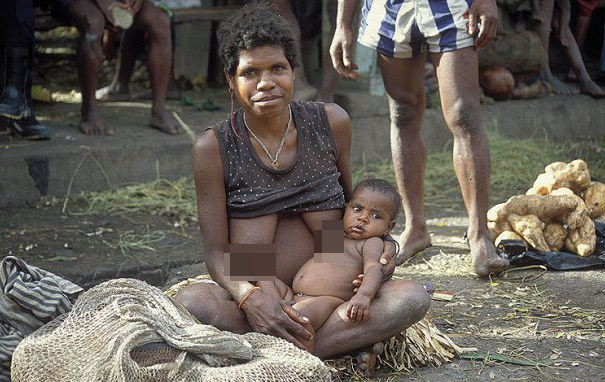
[
  {"x1": 314, "y1": 220, "x2": 345, "y2": 264},
  {"x1": 225, "y1": 243, "x2": 277, "y2": 281}
]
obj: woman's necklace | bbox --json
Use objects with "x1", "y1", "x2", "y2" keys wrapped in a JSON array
[{"x1": 243, "y1": 105, "x2": 292, "y2": 170}]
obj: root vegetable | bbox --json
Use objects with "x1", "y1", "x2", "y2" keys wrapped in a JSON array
[
  {"x1": 507, "y1": 214, "x2": 549, "y2": 252},
  {"x1": 544, "y1": 224, "x2": 566, "y2": 251},
  {"x1": 532, "y1": 159, "x2": 591, "y2": 195},
  {"x1": 494, "y1": 230, "x2": 527, "y2": 248},
  {"x1": 583, "y1": 182, "x2": 605, "y2": 219}
]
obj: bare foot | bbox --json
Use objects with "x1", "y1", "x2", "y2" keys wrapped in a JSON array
[
  {"x1": 579, "y1": 79, "x2": 605, "y2": 98},
  {"x1": 469, "y1": 233, "x2": 509, "y2": 278},
  {"x1": 545, "y1": 76, "x2": 579, "y2": 95},
  {"x1": 395, "y1": 228, "x2": 432, "y2": 265},
  {"x1": 96, "y1": 84, "x2": 132, "y2": 102},
  {"x1": 150, "y1": 110, "x2": 181, "y2": 135},
  {"x1": 79, "y1": 112, "x2": 113, "y2": 135},
  {"x1": 356, "y1": 342, "x2": 384, "y2": 377}
]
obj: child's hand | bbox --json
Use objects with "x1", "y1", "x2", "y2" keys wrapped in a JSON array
[{"x1": 346, "y1": 293, "x2": 371, "y2": 322}]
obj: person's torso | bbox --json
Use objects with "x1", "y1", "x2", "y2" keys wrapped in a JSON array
[
  {"x1": 291, "y1": 237, "x2": 363, "y2": 301},
  {"x1": 210, "y1": 100, "x2": 345, "y2": 219}
]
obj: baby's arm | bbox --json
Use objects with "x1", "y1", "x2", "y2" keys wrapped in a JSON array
[{"x1": 346, "y1": 237, "x2": 384, "y2": 322}]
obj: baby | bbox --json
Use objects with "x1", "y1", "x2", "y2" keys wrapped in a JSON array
[{"x1": 259, "y1": 179, "x2": 401, "y2": 351}]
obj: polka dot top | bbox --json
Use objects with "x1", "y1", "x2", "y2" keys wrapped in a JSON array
[{"x1": 208, "y1": 100, "x2": 345, "y2": 218}]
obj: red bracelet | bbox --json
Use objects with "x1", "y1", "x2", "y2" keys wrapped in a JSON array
[{"x1": 238, "y1": 286, "x2": 261, "y2": 309}]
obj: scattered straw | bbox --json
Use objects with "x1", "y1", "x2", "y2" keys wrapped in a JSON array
[{"x1": 75, "y1": 178, "x2": 197, "y2": 227}]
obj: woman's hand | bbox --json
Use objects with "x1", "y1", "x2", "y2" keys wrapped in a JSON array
[{"x1": 241, "y1": 289, "x2": 314, "y2": 352}]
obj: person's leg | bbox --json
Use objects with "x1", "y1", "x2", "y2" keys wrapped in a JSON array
[
  {"x1": 0, "y1": 0, "x2": 32, "y2": 119},
  {"x1": 534, "y1": 0, "x2": 579, "y2": 95},
  {"x1": 553, "y1": 0, "x2": 604, "y2": 97},
  {"x1": 431, "y1": 47, "x2": 509, "y2": 277},
  {"x1": 377, "y1": 53, "x2": 432, "y2": 265},
  {"x1": 133, "y1": 0, "x2": 179, "y2": 134},
  {"x1": 292, "y1": 295, "x2": 344, "y2": 331},
  {"x1": 270, "y1": 0, "x2": 317, "y2": 100},
  {"x1": 67, "y1": 0, "x2": 113, "y2": 135},
  {"x1": 312, "y1": 279, "x2": 430, "y2": 358},
  {"x1": 96, "y1": 28, "x2": 144, "y2": 101},
  {"x1": 173, "y1": 282, "x2": 251, "y2": 334},
  {"x1": 317, "y1": 0, "x2": 338, "y2": 102}
]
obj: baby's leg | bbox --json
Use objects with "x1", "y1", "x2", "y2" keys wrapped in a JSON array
[{"x1": 293, "y1": 296, "x2": 345, "y2": 333}]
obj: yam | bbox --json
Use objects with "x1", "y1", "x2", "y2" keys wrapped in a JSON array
[
  {"x1": 583, "y1": 182, "x2": 605, "y2": 219},
  {"x1": 507, "y1": 214, "x2": 549, "y2": 252},
  {"x1": 543, "y1": 224, "x2": 566, "y2": 251}
]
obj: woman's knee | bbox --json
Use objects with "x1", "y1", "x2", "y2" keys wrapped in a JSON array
[{"x1": 384, "y1": 280, "x2": 430, "y2": 326}]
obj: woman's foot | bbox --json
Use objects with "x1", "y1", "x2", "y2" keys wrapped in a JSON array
[
  {"x1": 468, "y1": 233, "x2": 509, "y2": 278},
  {"x1": 543, "y1": 74, "x2": 579, "y2": 95},
  {"x1": 395, "y1": 228, "x2": 432, "y2": 265},
  {"x1": 355, "y1": 342, "x2": 384, "y2": 377}
]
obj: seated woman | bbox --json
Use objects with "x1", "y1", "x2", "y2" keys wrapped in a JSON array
[{"x1": 174, "y1": 1, "x2": 430, "y2": 370}]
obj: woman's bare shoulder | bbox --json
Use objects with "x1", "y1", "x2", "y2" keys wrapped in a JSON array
[
  {"x1": 193, "y1": 129, "x2": 220, "y2": 157},
  {"x1": 324, "y1": 102, "x2": 351, "y2": 133}
]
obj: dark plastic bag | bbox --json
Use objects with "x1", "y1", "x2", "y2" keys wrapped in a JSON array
[{"x1": 499, "y1": 222, "x2": 605, "y2": 271}]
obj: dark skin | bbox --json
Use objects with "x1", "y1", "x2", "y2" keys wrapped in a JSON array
[
  {"x1": 330, "y1": 0, "x2": 509, "y2": 278},
  {"x1": 534, "y1": 0, "x2": 604, "y2": 97},
  {"x1": 174, "y1": 45, "x2": 430, "y2": 360},
  {"x1": 67, "y1": 0, "x2": 177, "y2": 135}
]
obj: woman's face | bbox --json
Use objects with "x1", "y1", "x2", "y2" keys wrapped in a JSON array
[{"x1": 229, "y1": 45, "x2": 294, "y2": 118}]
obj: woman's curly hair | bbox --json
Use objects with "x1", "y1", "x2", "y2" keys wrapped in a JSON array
[{"x1": 217, "y1": 1, "x2": 298, "y2": 77}]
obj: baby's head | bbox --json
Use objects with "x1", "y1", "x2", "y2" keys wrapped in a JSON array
[{"x1": 344, "y1": 179, "x2": 401, "y2": 240}]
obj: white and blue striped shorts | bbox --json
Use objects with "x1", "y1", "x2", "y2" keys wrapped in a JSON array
[{"x1": 358, "y1": 0, "x2": 475, "y2": 58}]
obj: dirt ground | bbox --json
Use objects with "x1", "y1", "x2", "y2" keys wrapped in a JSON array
[
  {"x1": 2, "y1": 198, "x2": 603, "y2": 382},
  {"x1": 1, "y1": 27, "x2": 604, "y2": 381}
]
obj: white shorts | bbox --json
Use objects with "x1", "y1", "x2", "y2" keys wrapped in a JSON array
[{"x1": 357, "y1": 0, "x2": 475, "y2": 58}]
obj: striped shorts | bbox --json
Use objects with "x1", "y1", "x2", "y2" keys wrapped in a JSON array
[{"x1": 358, "y1": 0, "x2": 475, "y2": 58}]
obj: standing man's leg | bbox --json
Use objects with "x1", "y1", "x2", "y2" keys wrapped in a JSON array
[
  {"x1": 534, "y1": 0, "x2": 579, "y2": 95},
  {"x1": 552, "y1": 0, "x2": 604, "y2": 97},
  {"x1": 0, "y1": 0, "x2": 50, "y2": 139},
  {"x1": 377, "y1": 53, "x2": 432, "y2": 265},
  {"x1": 133, "y1": 0, "x2": 179, "y2": 134},
  {"x1": 431, "y1": 47, "x2": 508, "y2": 277},
  {"x1": 67, "y1": 0, "x2": 113, "y2": 135},
  {"x1": 96, "y1": 29, "x2": 143, "y2": 101}
]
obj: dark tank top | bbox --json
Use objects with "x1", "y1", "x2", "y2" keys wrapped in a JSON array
[{"x1": 209, "y1": 100, "x2": 345, "y2": 218}]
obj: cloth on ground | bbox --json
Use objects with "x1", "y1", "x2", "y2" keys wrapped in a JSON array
[{"x1": 0, "y1": 256, "x2": 82, "y2": 382}]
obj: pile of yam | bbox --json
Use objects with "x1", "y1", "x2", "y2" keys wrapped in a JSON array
[{"x1": 488, "y1": 160, "x2": 604, "y2": 257}]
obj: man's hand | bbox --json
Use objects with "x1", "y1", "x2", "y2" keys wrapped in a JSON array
[
  {"x1": 241, "y1": 289, "x2": 314, "y2": 352},
  {"x1": 466, "y1": 0, "x2": 498, "y2": 50},
  {"x1": 330, "y1": 27, "x2": 359, "y2": 80},
  {"x1": 346, "y1": 293, "x2": 371, "y2": 322},
  {"x1": 125, "y1": 0, "x2": 144, "y2": 15}
]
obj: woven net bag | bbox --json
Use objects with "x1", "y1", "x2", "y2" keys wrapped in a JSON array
[{"x1": 10, "y1": 278, "x2": 331, "y2": 382}]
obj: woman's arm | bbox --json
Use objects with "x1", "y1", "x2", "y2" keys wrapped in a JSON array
[
  {"x1": 325, "y1": 103, "x2": 353, "y2": 202},
  {"x1": 192, "y1": 130, "x2": 255, "y2": 303}
]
